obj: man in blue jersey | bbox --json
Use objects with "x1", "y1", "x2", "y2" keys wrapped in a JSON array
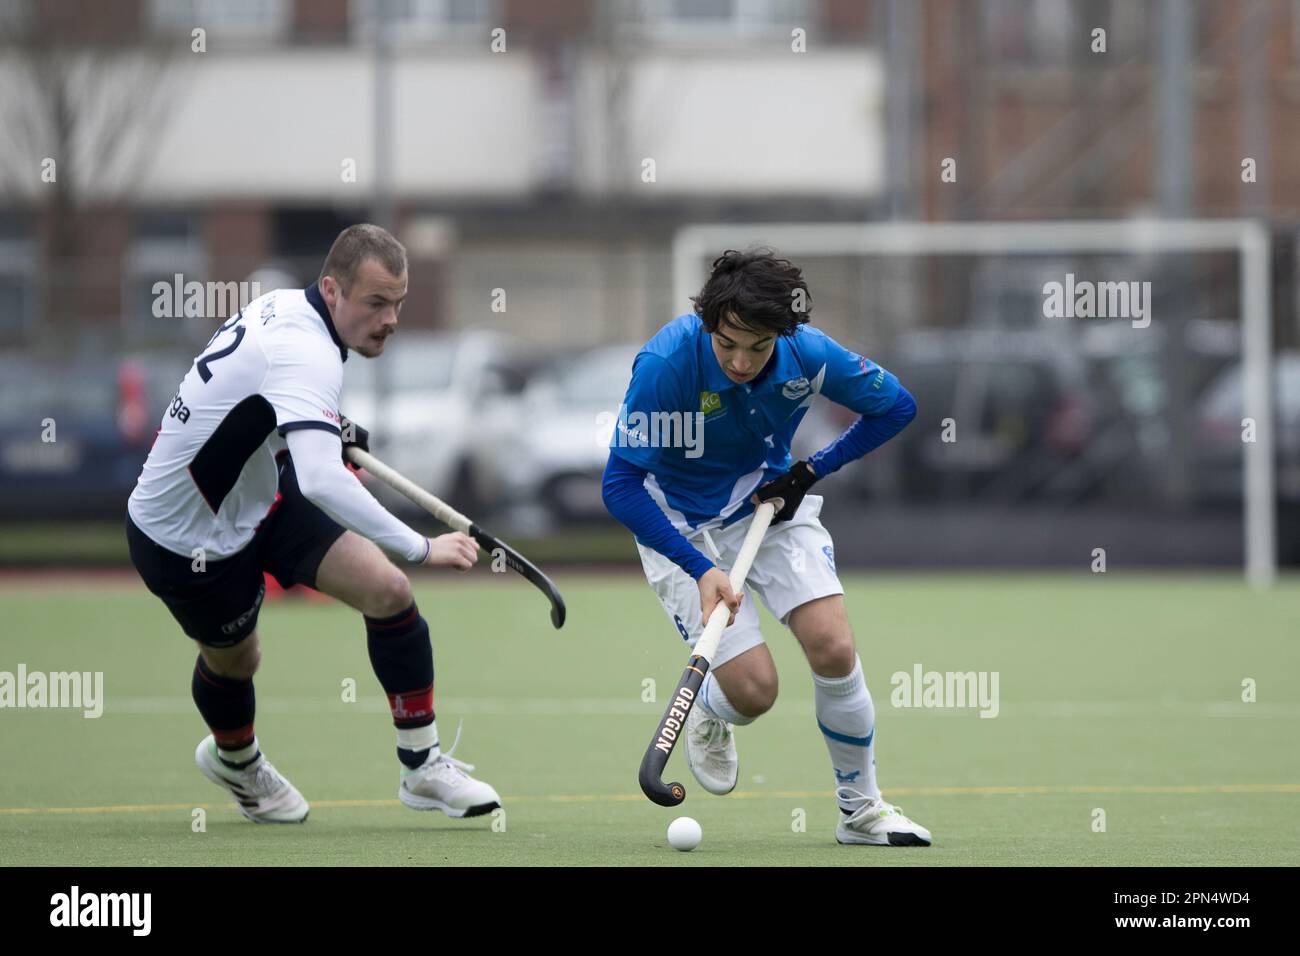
[{"x1": 603, "y1": 248, "x2": 930, "y2": 846}]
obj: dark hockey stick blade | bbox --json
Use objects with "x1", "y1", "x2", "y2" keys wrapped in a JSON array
[
  {"x1": 639, "y1": 655, "x2": 710, "y2": 806},
  {"x1": 468, "y1": 524, "x2": 566, "y2": 629}
]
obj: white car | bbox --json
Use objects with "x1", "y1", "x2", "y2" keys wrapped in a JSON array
[
  {"x1": 341, "y1": 330, "x2": 534, "y2": 518},
  {"x1": 491, "y1": 343, "x2": 641, "y2": 526}
]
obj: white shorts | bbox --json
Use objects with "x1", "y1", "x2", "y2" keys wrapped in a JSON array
[{"x1": 637, "y1": 494, "x2": 845, "y2": 669}]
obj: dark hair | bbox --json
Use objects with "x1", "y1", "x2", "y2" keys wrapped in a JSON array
[
  {"x1": 691, "y1": 247, "x2": 811, "y2": 337},
  {"x1": 319, "y1": 223, "x2": 407, "y2": 294}
]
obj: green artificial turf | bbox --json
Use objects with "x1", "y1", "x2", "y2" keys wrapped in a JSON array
[{"x1": 1, "y1": 572, "x2": 1297, "y2": 866}]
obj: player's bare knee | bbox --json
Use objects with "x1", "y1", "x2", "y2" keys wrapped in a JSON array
[
  {"x1": 367, "y1": 569, "x2": 413, "y2": 618},
  {"x1": 749, "y1": 673, "x2": 779, "y2": 716},
  {"x1": 731, "y1": 669, "x2": 778, "y2": 717},
  {"x1": 808, "y1": 631, "x2": 856, "y2": 677}
]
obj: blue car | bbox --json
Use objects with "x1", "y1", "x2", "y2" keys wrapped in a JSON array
[{"x1": 0, "y1": 354, "x2": 188, "y2": 520}]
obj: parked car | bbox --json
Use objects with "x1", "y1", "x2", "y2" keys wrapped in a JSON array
[
  {"x1": 341, "y1": 330, "x2": 543, "y2": 518},
  {"x1": 0, "y1": 353, "x2": 188, "y2": 520},
  {"x1": 884, "y1": 328, "x2": 1095, "y2": 502},
  {"x1": 1194, "y1": 351, "x2": 1300, "y2": 563},
  {"x1": 1195, "y1": 351, "x2": 1300, "y2": 504},
  {"x1": 1058, "y1": 318, "x2": 1237, "y2": 503},
  {"x1": 489, "y1": 343, "x2": 641, "y2": 526},
  {"x1": 876, "y1": 317, "x2": 1240, "y2": 505}
]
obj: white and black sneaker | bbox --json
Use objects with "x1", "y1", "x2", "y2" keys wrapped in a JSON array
[
  {"x1": 398, "y1": 731, "x2": 501, "y2": 819},
  {"x1": 835, "y1": 787, "x2": 932, "y2": 846},
  {"x1": 685, "y1": 704, "x2": 738, "y2": 796},
  {"x1": 194, "y1": 735, "x2": 309, "y2": 824}
]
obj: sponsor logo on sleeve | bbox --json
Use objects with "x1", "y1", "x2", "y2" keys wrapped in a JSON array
[{"x1": 857, "y1": 357, "x2": 886, "y2": 389}]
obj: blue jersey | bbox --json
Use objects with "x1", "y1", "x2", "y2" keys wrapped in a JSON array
[{"x1": 609, "y1": 314, "x2": 901, "y2": 532}]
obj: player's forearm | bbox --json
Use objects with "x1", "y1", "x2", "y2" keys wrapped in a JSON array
[
  {"x1": 808, "y1": 386, "x2": 917, "y2": 478},
  {"x1": 602, "y1": 451, "x2": 715, "y2": 581},
  {"x1": 285, "y1": 429, "x2": 429, "y2": 563}
]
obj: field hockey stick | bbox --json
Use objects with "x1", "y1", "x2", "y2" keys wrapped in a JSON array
[
  {"x1": 346, "y1": 446, "x2": 566, "y2": 629},
  {"x1": 637, "y1": 498, "x2": 781, "y2": 806}
]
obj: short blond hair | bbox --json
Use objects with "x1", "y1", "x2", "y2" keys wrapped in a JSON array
[{"x1": 319, "y1": 224, "x2": 407, "y2": 293}]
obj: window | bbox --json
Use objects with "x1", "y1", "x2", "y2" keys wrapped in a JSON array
[
  {"x1": 123, "y1": 212, "x2": 210, "y2": 342},
  {"x1": 1289, "y1": 0, "x2": 1300, "y2": 64},
  {"x1": 983, "y1": 0, "x2": 1150, "y2": 67},
  {"x1": 1100, "y1": 0, "x2": 1149, "y2": 61},
  {"x1": 351, "y1": 0, "x2": 497, "y2": 44},
  {"x1": 617, "y1": 0, "x2": 810, "y2": 43},
  {"x1": 0, "y1": 1, "x2": 32, "y2": 32},
  {"x1": 983, "y1": 0, "x2": 1079, "y2": 66},
  {"x1": 0, "y1": 212, "x2": 37, "y2": 343},
  {"x1": 148, "y1": 0, "x2": 290, "y2": 40},
  {"x1": 0, "y1": 240, "x2": 37, "y2": 343}
]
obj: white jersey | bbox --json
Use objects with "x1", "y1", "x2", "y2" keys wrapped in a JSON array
[{"x1": 128, "y1": 284, "x2": 351, "y2": 558}]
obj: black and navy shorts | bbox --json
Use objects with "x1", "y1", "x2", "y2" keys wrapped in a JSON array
[{"x1": 127, "y1": 454, "x2": 346, "y2": 648}]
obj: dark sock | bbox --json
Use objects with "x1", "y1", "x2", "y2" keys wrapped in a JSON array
[
  {"x1": 366, "y1": 603, "x2": 436, "y2": 769},
  {"x1": 192, "y1": 655, "x2": 258, "y2": 769}
]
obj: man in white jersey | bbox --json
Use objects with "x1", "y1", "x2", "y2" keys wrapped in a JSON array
[{"x1": 127, "y1": 224, "x2": 499, "y2": 823}]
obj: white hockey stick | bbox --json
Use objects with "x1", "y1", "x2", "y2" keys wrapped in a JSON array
[{"x1": 346, "y1": 446, "x2": 566, "y2": 629}]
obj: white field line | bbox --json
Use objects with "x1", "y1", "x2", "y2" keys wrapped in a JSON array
[
  {"x1": 31, "y1": 696, "x2": 1300, "y2": 718},
  {"x1": 3, "y1": 782, "x2": 1300, "y2": 817}
]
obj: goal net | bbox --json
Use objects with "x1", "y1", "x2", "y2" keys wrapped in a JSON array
[{"x1": 672, "y1": 220, "x2": 1274, "y2": 587}]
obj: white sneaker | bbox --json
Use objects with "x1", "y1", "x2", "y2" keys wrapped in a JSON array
[
  {"x1": 685, "y1": 703, "x2": 738, "y2": 796},
  {"x1": 194, "y1": 735, "x2": 309, "y2": 824},
  {"x1": 398, "y1": 733, "x2": 501, "y2": 819},
  {"x1": 835, "y1": 787, "x2": 932, "y2": 846}
]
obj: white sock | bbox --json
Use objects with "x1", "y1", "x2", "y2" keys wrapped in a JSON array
[
  {"x1": 813, "y1": 655, "x2": 881, "y2": 808},
  {"x1": 397, "y1": 722, "x2": 440, "y2": 765},
  {"x1": 217, "y1": 737, "x2": 259, "y2": 768},
  {"x1": 698, "y1": 672, "x2": 756, "y2": 726}
]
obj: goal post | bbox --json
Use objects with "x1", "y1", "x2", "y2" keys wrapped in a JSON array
[{"x1": 672, "y1": 219, "x2": 1275, "y2": 588}]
